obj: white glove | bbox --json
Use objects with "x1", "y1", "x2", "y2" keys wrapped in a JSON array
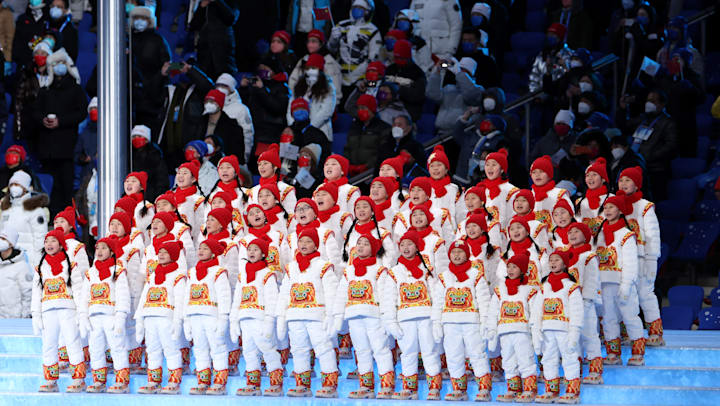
[
  {"x1": 384, "y1": 320, "x2": 404, "y2": 340},
  {"x1": 432, "y1": 321, "x2": 444, "y2": 343},
  {"x1": 229, "y1": 319, "x2": 241, "y2": 344},
  {"x1": 262, "y1": 316, "x2": 275, "y2": 340},
  {"x1": 184, "y1": 320, "x2": 193, "y2": 341},
  {"x1": 215, "y1": 315, "x2": 228, "y2": 338},
  {"x1": 448, "y1": 58, "x2": 461, "y2": 75},
  {"x1": 486, "y1": 329, "x2": 498, "y2": 352},
  {"x1": 645, "y1": 258, "x2": 658, "y2": 283},
  {"x1": 78, "y1": 315, "x2": 91, "y2": 339},
  {"x1": 567, "y1": 327, "x2": 581, "y2": 353},
  {"x1": 331, "y1": 25, "x2": 341, "y2": 39},
  {"x1": 276, "y1": 317, "x2": 287, "y2": 339},
  {"x1": 32, "y1": 313, "x2": 43, "y2": 336},
  {"x1": 619, "y1": 283, "x2": 631, "y2": 303},
  {"x1": 322, "y1": 315, "x2": 333, "y2": 337},
  {"x1": 135, "y1": 317, "x2": 145, "y2": 343},
  {"x1": 532, "y1": 330, "x2": 544, "y2": 355},
  {"x1": 171, "y1": 319, "x2": 182, "y2": 341},
  {"x1": 113, "y1": 312, "x2": 126, "y2": 337}
]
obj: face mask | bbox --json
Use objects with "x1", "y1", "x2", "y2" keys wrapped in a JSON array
[
  {"x1": 132, "y1": 137, "x2": 148, "y2": 149},
  {"x1": 570, "y1": 60, "x2": 582, "y2": 68},
  {"x1": 29, "y1": 0, "x2": 42, "y2": 6},
  {"x1": 9, "y1": 185, "x2": 24, "y2": 198},
  {"x1": 397, "y1": 19, "x2": 411, "y2": 31},
  {"x1": 577, "y1": 102, "x2": 591, "y2": 114},
  {"x1": 351, "y1": 7, "x2": 365, "y2": 21},
  {"x1": 0, "y1": 240, "x2": 9, "y2": 252},
  {"x1": 392, "y1": 126, "x2": 405, "y2": 139},
  {"x1": 5, "y1": 153, "x2": 20, "y2": 167},
  {"x1": 133, "y1": 18, "x2": 148, "y2": 32},
  {"x1": 257, "y1": 69, "x2": 271, "y2": 80},
  {"x1": 471, "y1": 15, "x2": 484, "y2": 27},
  {"x1": 49, "y1": 6, "x2": 63, "y2": 19},
  {"x1": 483, "y1": 98, "x2": 496, "y2": 111},
  {"x1": 357, "y1": 109, "x2": 371, "y2": 122},
  {"x1": 636, "y1": 15, "x2": 649, "y2": 26},
  {"x1": 125, "y1": 2, "x2": 135, "y2": 14},
  {"x1": 667, "y1": 29, "x2": 680, "y2": 41},
  {"x1": 184, "y1": 149, "x2": 197, "y2": 161},
  {"x1": 579, "y1": 81, "x2": 593, "y2": 93},
  {"x1": 644, "y1": 101, "x2": 657, "y2": 114},
  {"x1": 292, "y1": 109, "x2": 309, "y2": 122},
  {"x1": 89, "y1": 109, "x2": 98, "y2": 122},
  {"x1": 461, "y1": 41, "x2": 476, "y2": 54},
  {"x1": 34, "y1": 54, "x2": 47, "y2": 67},
  {"x1": 384, "y1": 38, "x2": 396, "y2": 51},
  {"x1": 203, "y1": 102, "x2": 219, "y2": 115},
  {"x1": 622, "y1": 0, "x2": 634, "y2": 10},
  {"x1": 53, "y1": 63, "x2": 67, "y2": 76},
  {"x1": 554, "y1": 123, "x2": 571, "y2": 136},
  {"x1": 611, "y1": 147, "x2": 626, "y2": 160},
  {"x1": 305, "y1": 68, "x2": 319, "y2": 86}
]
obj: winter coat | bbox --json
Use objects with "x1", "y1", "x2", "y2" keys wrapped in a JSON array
[
  {"x1": 328, "y1": 15, "x2": 382, "y2": 86},
  {"x1": 390, "y1": 133, "x2": 426, "y2": 175},
  {"x1": 343, "y1": 86, "x2": 410, "y2": 126},
  {"x1": 238, "y1": 78, "x2": 289, "y2": 145},
  {"x1": 0, "y1": 249, "x2": 33, "y2": 318},
  {"x1": 617, "y1": 110, "x2": 677, "y2": 173},
  {"x1": 11, "y1": 7, "x2": 48, "y2": 69},
  {"x1": 0, "y1": 6, "x2": 13, "y2": 62},
  {"x1": 130, "y1": 29, "x2": 171, "y2": 119},
  {"x1": 190, "y1": 111, "x2": 247, "y2": 164},
  {"x1": 32, "y1": 74, "x2": 88, "y2": 160},
  {"x1": 409, "y1": 0, "x2": 462, "y2": 57},
  {"x1": 344, "y1": 115, "x2": 394, "y2": 171},
  {"x1": 130, "y1": 142, "x2": 169, "y2": 202},
  {"x1": 454, "y1": 49, "x2": 501, "y2": 89},
  {"x1": 222, "y1": 90, "x2": 255, "y2": 163},
  {"x1": 549, "y1": 6, "x2": 594, "y2": 50},
  {"x1": 287, "y1": 0, "x2": 331, "y2": 34},
  {"x1": 74, "y1": 119, "x2": 97, "y2": 186},
  {"x1": 385, "y1": 62, "x2": 427, "y2": 122},
  {"x1": 12, "y1": 66, "x2": 47, "y2": 146},
  {"x1": 289, "y1": 52, "x2": 343, "y2": 102},
  {"x1": 47, "y1": 14, "x2": 78, "y2": 62},
  {"x1": 286, "y1": 83, "x2": 336, "y2": 141},
  {"x1": 0, "y1": 193, "x2": 49, "y2": 267},
  {"x1": 528, "y1": 46, "x2": 573, "y2": 93},
  {"x1": 426, "y1": 70, "x2": 485, "y2": 135},
  {"x1": 188, "y1": 0, "x2": 239, "y2": 79},
  {"x1": 530, "y1": 129, "x2": 578, "y2": 165}
]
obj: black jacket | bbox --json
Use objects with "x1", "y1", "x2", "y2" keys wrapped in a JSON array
[
  {"x1": 284, "y1": 121, "x2": 331, "y2": 199},
  {"x1": 455, "y1": 50, "x2": 501, "y2": 89},
  {"x1": 189, "y1": 113, "x2": 246, "y2": 165},
  {"x1": 189, "y1": 0, "x2": 239, "y2": 79},
  {"x1": 238, "y1": 78, "x2": 289, "y2": 144},
  {"x1": 131, "y1": 29, "x2": 171, "y2": 117},
  {"x1": 47, "y1": 15, "x2": 78, "y2": 62},
  {"x1": 131, "y1": 142, "x2": 169, "y2": 202},
  {"x1": 617, "y1": 110, "x2": 677, "y2": 173},
  {"x1": 344, "y1": 116, "x2": 394, "y2": 171},
  {"x1": 32, "y1": 75, "x2": 88, "y2": 160},
  {"x1": 392, "y1": 133, "x2": 426, "y2": 176},
  {"x1": 12, "y1": 8, "x2": 49, "y2": 69},
  {"x1": 385, "y1": 62, "x2": 427, "y2": 122}
]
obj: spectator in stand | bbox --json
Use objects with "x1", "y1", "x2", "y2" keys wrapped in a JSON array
[
  {"x1": 344, "y1": 94, "x2": 394, "y2": 176},
  {"x1": 385, "y1": 39, "x2": 426, "y2": 122},
  {"x1": 129, "y1": 6, "x2": 170, "y2": 136},
  {"x1": 129, "y1": 125, "x2": 168, "y2": 202},
  {"x1": 286, "y1": 53, "x2": 336, "y2": 142},
  {"x1": 466, "y1": 1, "x2": 508, "y2": 64},
  {"x1": 528, "y1": 23, "x2": 573, "y2": 93},
  {"x1": 74, "y1": 97, "x2": 98, "y2": 187},
  {"x1": 190, "y1": 88, "x2": 248, "y2": 165},
  {"x1": 608, "y1": 134, "x2": 647, "y2": 192},
  {"x1": 389, "y1": 114, "x2": 425, "y2": 174},
  {"x1": 388, "y1": 10, "x2": 433, "y2": 74},
  {"x1": 157, "y1": 60, "x2": 215, "y2": 172},
  {"x1": 183, "y1": 140, "x2": 219, "y2": 196},
  {"x1": 328, "y1": 0, "x2": 382, "y2": 98},
  {"x1": 282, "y1": 99, "x2": 331, "y2": 182},
  {"x1": 476, "y1": 87, "x2": 523, "y2": 155},
  {"x1": 188, "y1": 0, "x2": 239, "y2": 80},
  {"x1": 344, "y1": 60, "x2": 386, "y2": 108},
  {"x1": 345, "y1": 62, "x2": 410, "y2": 126},
  {"x1": 549, "y1": 0, "x2": 593, "y2": 50},
  {"x1": 46, "y1": 0, "x2": 78, "y2": 62},
  {"x1": 624, "y1": 2, "x2": 664, "y2": 75},
  {"x1": 531, "y1": 109, "x2": 577, "y2": 167},
  {"x1": 215, "y1": 73, "x2": 255, "y2": 166},
  {"x1": 265, "y1": 30, "x2": 298, "y2": 77},
  {"x1": 609, "y1": 0, "x2": 638, "y2": 58},
  {"x1": 0, "y1": 226, "x2": 34, "y2": 319},
  {"x1": 426, "y1": 57, "x2": 485, "y2": 137},
  {"x1": 288, "y1": 143, "x2": 325, "y2": 199},
  {"x1": 455, "y1": 26, "x2": 500, "y2": 88},
  {"x1": 378, "y1": 28, "x2": 406, "y2": 67},
  {"x1": 286, "y1": 0, "x2": 333, "y2": 57},
  {"x1": 617, "y1": 89, "x2": 677, "y2": 200},
  {"x1": 13, "y1": 40, "x2": 53, "y2": 155},
  {"x1": 0, "y1": 3, "x2": 14, "y2": 72},
  {"x1": 288, "y1": 29, "x2": 343, "y2": 102},
  {"x1": 0, "y1": 146, "x2": 42, "y2": 198},
  {"x1": 12, "y1": 1, "x2": 48, "y2": 69},
  {"x1": 331, "y1": 0, "x2": 391, "y2": 36},
  {"x1": 455, "y1": 113, "x2": 508, "y2": 185},
  {"x1": 409, "y1": 0, "x2": 462, "y2": 59},
  {"x1": 657, "y1": 16, "x2": 703, "y2": 80},
  {"x1": 32, "y1": 48, "x2": 86, "y2": 216}
]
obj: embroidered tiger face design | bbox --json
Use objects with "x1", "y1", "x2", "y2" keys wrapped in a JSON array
[
  {"x1": 147, "y1": 287, "x2": 167, "y2": 303},
  {"x1": 486, "y1": 206, "x2": 500, "y2": 223},
  {"x1": 535, "y1": 209, "x2": 551, "y2": 227},
  {"x1": 499, "y1": 301, "x2": 526, "y2": 323},
  {"x1": 527, "y1": 261, "x2": 540, "y2": 285},
  {"x1": 190, "y1": 284, "x2": 209, "y2": 300},
  {"x1": 91, "y1": 283, "x2": 109, "y2": 300},
  {"x1": 596, "y1": 246, "x2": 619, "y2": 271},
  {"x1": 290, "y1": 282, "x2": 318, "y2": 307},
  {"x1": 347, "y1": 280, "x2": 373, "y2": 304},
  {"x1": 583, "y1": 217, "x2": 602, "y2": 238},
  {"x1": 569, "y1": 267, "x2": 579, "y2": 281},
  {"x1": 444, "y1": 287, "x2": 473, "y2": 311},
  {"x1": 543, "y1": 297, "x2": 568, "y2": 321},
  {"x1": 241, "y1": 286, "x2": 258, "y2": 304},
  {"x1": 44, "y1": 278, "x2": 66, "y2": 295},
  {"x1": 626, "y1": 219, "x2": 644, "y2": 243},
  {"x1": 399, "y1": 282, "x2": 431, "y2": 308}
]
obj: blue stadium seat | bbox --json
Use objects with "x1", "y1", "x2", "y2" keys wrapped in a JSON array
[
  {"x1": 333, "y1": 113, "x2": 353, "y2": 133},
  {"x1": 671, "y1": 158, "x2": 706, "y2": 179},
  {"x1": 672, "y1": 222, "x2": 720, "y2": 263},
  {"x1": 417, "y1": 114, "x2": 436, "y2": 136},
  {"x1": 659, "y1": 219, "x2": 687, "y2": 251},
  {"x1": 527, "y1": 0, "x2": 547, "y2": 12},
  {"x1": 697, "y1": 137, "x2": 711, "y2": 161},
  {"x1": 696, "y1": 113, "x2": 712, "y2": 137},
  {"x1": 503, "y1": 52, "x2": 523, "y2": 74},
  {"x1": 666, "y1": 179, "x2": 697, "y2": 203},
  {"x1": 332, "y1": 132, "x2": 347, "y2": 155},
  {"x1": 525, "y1": 11, "x2": 546, "y2": 33},
  {"x1": 709, "y1": 287, "x2": 720, "y2": 308},
  {"x1": 422, "y1": 99, "x2": 437, "y2": 115},
  {"x1": 656, "y1": 199, "x2": 693, "y2": 221},
  {"x1": 668, "y1": 285, "x2": 705, "y2": 319},
  {"x1": 694, "y1": 200, "x2": 720, "y2": 222},
  {"x1": 661, "y1": 305, "x2": 694, "y2": 330},
  {"x1": 78, "y1": 32, "x2": 96, "y2": 51},
  {"x1": 698, "y1": 307, "x2": 720, "y2": 330},
  {"x1": 415, "y1": 132, "x2": 435, "y2": 145},
  {"x1": 510, "y1": 32, "x2": 545, "y2": 53},
  {"x1": 36, "y1": 173, "x2": 53, "y2": 196},
  {"x1": 658, "y1": 242, "x2": 670, "y2": 268}
]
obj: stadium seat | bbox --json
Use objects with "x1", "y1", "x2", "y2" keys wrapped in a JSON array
[
  {"x1": 422, "y1": 99, "x2": 437, "y2": 115},
  {"x1": 694, "y1": 200, "x2": 720, "y2": 222},
  {"x1": 333, "y1": 113, "x2": 353, "y2": 133},
  {"x1": 527, "y1": 0, "x2": 547, "y2": 12},
  {"x1": 671, "y1": 222, "x2": 720, "y2": 263},
  {"x1": 696, "y1": 113, "x2": 712, "y2": 138},
  {"x1": 709, "y1": 287, "x2": 720, "y2": 308},
  {"x1": 698, "y1": 307, "x2": 720, "y2": 330},
  {"x1": 510, "y1": 32, "x2": 545, "y2": 53},
  {"x1": 78, "y1": 32, "x2": 96, "y2": 51},
  {"x1": 666, "y1": 179, "x2": 697, "y2": 203},
  {"x1": 417, "y1": 113, "x2": 436, "y2": 136},
  {"x1": 658, "y1": 242, "x2": 670, "y2": 268},
  {"x1": 659, "y1": 219, "x2": 687, "y2": 251},
  {"x1": 668, "y1": 285, "x2": 705, "y2": 319},
  {"x1": 671, "y1": 158, "x2": 706, "y2": 179},
  {"x1": 696, "y1": 137, "x2": 711, "y2": 161},
  {"x1": 332, "y1": 132, "x2": 347, "y2": 155},
  {"x1": 660, "y1": 305, "x2": 694, "y2": 330},
  {"x1": 655, "y1": 199, "x2": 693, "y2": 221},
  {"x1": 36, "y1": 174, "x2": 53, "y2": 196},
  {"x1": 525, "y1": 11, "x2": 547, "y2": 33}
]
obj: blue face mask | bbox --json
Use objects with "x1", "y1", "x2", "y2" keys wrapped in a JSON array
[
  {"x1": 471, "y1": 15, "x2": 484, "y2": 27},
  {"x1": 43, "y1": 37, "x2": 56, "y2": 49},
  {"x1": 293, "y1": 109, "x2": 309, "y2": 122},
  {"x1": 49, "y1": 6, "x2": 63, "y2": 19},
  {"x1": 384, "y1": 38, "x2": 396, "y2": 51},
  {"x1": 133, "y1": 18, "x2": 148, "y2": 32},
  {"x1": 351, "y1": 7, "x2": 365, "y2": 21},
  {"x1": 53, "y1": 63, "x2": 67, "y2": 76},
  {"x1": 667, "y1": 29, "x2": 680, "y2": 41},
  {"x1": 397, "y1": 19, "x2": 411, "y2": 32},
  {"x1": 637, "y1": 15, "x2": 649, "y2": 26},
  {"x1": 461, "y1": 41, "x2": 476, "y2": 54},
  {"x1": 29, "y1": 0, "x2": 42, "y2": 6}
]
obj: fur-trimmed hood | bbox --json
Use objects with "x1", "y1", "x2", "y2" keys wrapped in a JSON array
[
  {"x1": 46, "y1": 48, "x2": 81, "y2": 85},
  {"x1": 1, "y1": 193, "x2": 50, "y2": 211}
]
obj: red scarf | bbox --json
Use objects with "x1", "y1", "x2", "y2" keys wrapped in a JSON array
[
  {"x1": 410, "y1": 226, "x2": 432, "y2": 250},
  {"x1": 466, "y1": 234, "x2": 487, "y2": 257},
  {"x1": 515, "y1": 211, "x2": 535, "y2": 224},
  {"x1": 318, "y1": 205, "x2": 340, "y2": 223},
  {"x1": 484, "y1": 177, "x2": 507, "y2": 200},
  {"x1": 505, "y1": 276, "x2": 527, "y2": 295},
  {"x1": 127, "y1": 192, "x2": 144, "y2": 203},
  {"x1": 409, "y1": 199, "x2": 432, "y2": 211},
  {"x1": 548, "y1": 271, "x2": 570, "y2": 292},
  {"x1": 115, "y1": 234, "x2": 130, "y2": 252},
  {"x1": 624, "y1": 191, "x2": 642, "y2": 215},
  {"x1": 95, "y1": 257, "x2": 115, "y2": 281},
  {"x1": 296, "y1": 251, "x2": 321, "y2": 272},
  {"x1": 296, "y1": 219, "x2": 320, "y2": 234},
  {"x1": 152, "y1": 233, "x2": 174, "y2": 255},
  {"x1": 586, "y1": 185, "x2": 607, "y2": 210},
  {"x1": 602, "y1": 218, "x2": 627, "y2": 245},
  {"x1": 218, "y1": 180, "x2": 239, "y2": 201},
  {"x1": 555, "y1": 225, "x2": 570, "y2": 245},
  {"x1": 430, "y1": 176, "x2": 450, "y2": 198},
  {"x1": 265, "y1": 204, "x2": 284, "y2": 225},
  {"x1": 532, "y1": 180, "x2": 555, "y2": 202},
  {"x1": 46, "y1": 252, "x2": 67, "y2": 276},
  {"x1": 245, "y1": 260, "x2": 266, "y2": 283},
  {"x1": 353, "y1": 256, "x2": 376, "y2": 277},
  {"x1": 259, "y1": 175, "x2": 277, "y2": 185},
  {"x1": 510, "y1": 237, "x2": 532, "y2": 255},
  {"x1": 355, "y1": 221, "x2": 375, "y2": 235},
  {"x1": 208, "y1": 229, "x2": 230, "y2": 241},
  {"x1": 174, "y1": 186, "x2": 197, "y2": 205},
  {"x1": 568, "y1": 244, "x2": 591, "y2": 267},
  {"x1": 248, "y1": 224, "x2": 271, "y2": 240},
  {"x1": 374, "y1": 198, "x2": 392, "y2": 222},
  {"x1": 399, "y1": 255, "x2": 424, "y2": 279},
  {"x1": 63, "y1": 233, "x2": 76, "y2": 243},
  {"x1": 325, "y1": 177, "x2": 348, "y2": 188},
  {"x1": 196, "y1": 257, "x2": 218, "y2": 280},
  {"x1": 154, "y1": 262, "x2": 178, "y2": 285},
  {"x1": 449, "y1": 261, "x2": 472, "y2": 282}
]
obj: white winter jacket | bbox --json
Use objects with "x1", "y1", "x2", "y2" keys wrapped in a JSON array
[
  {"x1": 222, "y1": 90, "x2": 255, "y2": 163},
  {"x1": 289, "y1": 54, "x2": 344, "y2": 102},
  {"x1": 286, "y1": 85, "x2": 337, "y2": 141},
  {"x1": 0, "y1": 193, "x2": 50, "y2": 268},
  {"x1": 410, "y1": 0, "x2": 462, "y2": 58},
  {"x1": 0, "y1": 249, "x2": 34, "y2": 318}
]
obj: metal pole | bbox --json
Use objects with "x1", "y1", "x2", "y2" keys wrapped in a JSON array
[
  {"x1": 701, "y1": 19, "x2": 706, "y2": 56},
  {"x1": 611, "y1": 60, "x2": 618, "y2": 121},
  {"x1": 524, "y1": 103, "x2": 531, "y2": 169},
  {"x1": 97, "y1": 0, "x2": 128, "y2": 237}
]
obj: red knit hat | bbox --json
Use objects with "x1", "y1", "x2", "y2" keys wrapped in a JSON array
[
  {"x1": 486, "y1": 148, "x2": 509, "y2": 172},
  {"x1": 272, "y1": 30, "x2": 291, "y2": 45},
  {"x1": 45, "y1": 228, "x2": 67, "y2": 251},
  {"x1": 553, "y1": 199, "x2": 575, "y2": 217},
  {"x1": 393, "y1": 39, "x2": 412, "y2": 59},
  {"x1": 211, "y1": 191, "x2": 234, "y2": 206},
  {"x1": 201, "y1": 238, "x2": 226, "y2": 257},
  {"x1": 6, "y1": 145, "x2": 27, "y2": 162},
  {"x1": 155, "y1": 191, "x2": 177, "y2": 208},
  {"x1": 399, "y1": 229, "x2": 422, "y2": 250},
  {"x1": 205, "y1": 89, "x2": 226, "y2": 109},
  {"x1": 514, "y1": 189, "x2": 535, "y2": 209},
  {"x1": 409, "y1": 176, "x2": 432, "y2": 197},
  {"x1": 306, "y1": 53, "x2": 325, "y2": 71},
  {"x1": 159, "y1": 240, "x2": 183, "y2": 261},
  {"x1": 354, "y1": 195, "x2": 377, "y2": 213},
  {"x1": 531, "y1": 155, "x2": 554, "y2": 178},
  {"x1": 568, "y1": 222, "x2": 592, "y2": 244},
  {"x1": 619, "y1": 166, "x2": 643, "y2": 189},
  {"x1": 509, "y1": 216, "x2": 530, "y2": 234},
  {"x1": 604, "y1": 194, "x2": 627, "y2": 215},
  {"x1": 109, "y1": 212, "x2": 132, "y2": 235},
  {"x1": 219, "y1": 154, "x2": 240, "y2": 177},
  {"x1": 410, "y1": 203, "x2": 434, "y2": 224},
  {"x1": 357, "y1": 94, "x2": 377, "y2": 113},
  {"x1": 367, "y1": 61, "x2": 386, "y2": 77},
  {"x1": 296, "y1": 198, "x2": 319, "y2": 216},
  {"x1": 381, "y1": 156, "x2": 405, "y2": 177},
  {"x1": 316, "y1": 182, "x2": 338, "y2": 202},
  {"x1": 298, "y1": 227, "x2": 319, "y2": 247},
  {"x1": 386, "y1": 29, "x2": 407, "y2": 40},
  {"x1": 586, "y1": 157, "x2": 609, "y2": 183},
  {"x1": 178, "y1": 159, "x2": 200, "y2": 180},
  {"x1": 96, "y1": 236, "x2": 119, "y2": 257},
  {"x1": 372, "y1": 176, "x2": 398, "y2": 195},
  {"x1": 258, "y1": 143, "x2": 281, "y2": 168},
  {"x1": 508, "y1": 252, "x2": 530, "y2": 275},
  {"x1": 428, "y1": 145, "x2": 450, "y2": 170},
  {"x1": 259, "y1": 182, "x2": 281, "y2": 202},
  {"x1": 550, "y1": 248, "x2": 571, "y2": 268},
  {"x1": 358, "y1": 233, "x2": 381, "y2": 256},
  {"x1": 54, "y1": 207, "x2": 75, "y2": 227},
  {"x1": 291, "y1": 97, "x2": 309, "y2": 113},
  {"x1": 115, "y1": 196, "x2": 138, "y2": 215},
  {"x1": 466, "y1": 213, "x2": 488, "y2": 232},
  {"x1": 447, "y1": 240, "x2": 471, "y2": 260},
  {"x1": 547, "y1": 23, "x2": 567, "y2": 40},
  {"x1": 152, "y1": 211, "x2": 175, "y2": 232},
  {"x1": 326, "y1": 154, "x2": 349, "y2": 176},
  {"x1": 126, "y1": 171, "x2": 148, "y2": 191},
  {"x1": 248, "y1": 238, "x2": 270, "y2": 257},
  {"x1": 466, "y1": 184, "x2": 486, "y2": 202},
  {"x1": 208, "y1": 207, "x2": 232, "y2": 228},
  {"x1": 307, "y1": 29, "x2": 325, "y2": 43}
]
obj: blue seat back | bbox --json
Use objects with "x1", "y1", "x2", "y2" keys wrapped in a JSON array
[
  {"x1": 668, "y1": 285, "x2": 705, "y2": 318},
  {"x1": 661, "y1": 305, "x2": 695, "y2": 330},
  {"x1": 699, "y1": 307, "x2": 720, "y2": 330}
]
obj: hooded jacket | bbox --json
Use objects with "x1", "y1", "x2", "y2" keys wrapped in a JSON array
[{"x1": 0, "y1": 193, "x2": 50, "y2": 268}]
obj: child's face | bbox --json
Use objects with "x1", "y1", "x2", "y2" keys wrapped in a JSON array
[
  {"x1": 568, "y1": 227, "x2": 586, "y2": 246},
  {"x1": 247, "y1": 206, "x2": 267, "y2": 227},
  {"x1": 155, "y1": 199, "x2": 174, "y2": 213},
  {"x1": 410, "y1": 210, "x2": 429, "y2": 229},
  {"x1": 428, "y1": 161, "x2": 447, "y2": 180},
  {"x1": 355, "y1": 237, "x2": 372, "y2": 258},
  {"x1": 314, "y1": 190, "x2": 335, "y2": 211},
  {"x1": 466, "y1": 222, "x2": 482, "y2": 239},
  {"x1": 218, "y1": 162, "x2": 236, "y2": 183},
  {"x1": 158, "y1": 249, "x2": 171, "y2": 264},
  {"x1": 379, "y1": 164, "x2": 397, "y2": 178},
  {"x1": 585, "y1": 171, "x2": 602, "y2": 190},
  {"x1": 513, "y1": 196, "x2": 531, "y2": 215},
  {"x1": 298, "y1": 236, "x2": 317, "y2": 255},
  {"x1": 53, "y1": 217, "x2": 71, "y2": 234},
  {"x1": 354, "y1": 200, "x2": 373, "y2": 222},
  {"x1": 465, "y1": 193, "x2": 482, "y2": 212},
  {"x1": 258, "y1": 189, "x2": 277, "y2": 210},
  {"x1": 508, "y1": 223, "x2": 528, "y2": 242},
  {"x1": 399, "y1": 239, "x2": 418, "y2": 258},
  {"x1": 151, "y1": 219, "x2": 167, "y2": 236},
  {"x1": 409, "y1": 187, "x2": 428, "y2": 205},
  {"x1": 108, "y1": 219, "x2": 126, "y2": 237},
  {"x1": 258, "y1": 160, "x2": 275, "y2": 178},
  {"x1": 506, "y1": 263, "x2": 522, "y2": 279},
  {"x1": 449, "y1": 247, "x2": 468, "y2": 265},
  {"x1": 484, "y1": 159, "x2": 501, "y2": 180},
  {"x1": 549, "y1": 254, "x2": 565, "y2": 273},
  {"x1": 211, "y1": 197, "x2": 228, "y2": 210},
  {"x1": 552, "y1": 207, "x2": 572, "y2": 227},
  {"x1": 370, "y1": 182, "x2": 388, "y2": 202},
  {"x1": 295, "y1": 203, "x2": 316, "y2": 224},
  {"x1": 198, "y1": 244, "x2": 213, "y2": 261},
  {"x1": 206, "y1": 215, "x2": 222, "y2": 234},
  {"x1": 175, "y1": 168, "x2": 194, "y2": 188},
  {"x1": 531, "y1": 169, "x2": 550, "y2": 186},
  {"x1": 124, "y1": 176, "x2": 141, "y2": 195},
  {"x1": 44, "y1": 237, "x2": 60, "y2": 255},
  {"x1": 604, "y1": 203, "x2": 620, "y2": 222},
  {"x1": 323, "y1": 159, "x2": 343, "y2": 180},
  {"x1": 618, "y1": 176, "x2": 638, "y2": 195},
  {"x1": 247, "y1": 244, "x2": 263, "y2": 262},
  {"x1": 95, "y1": 243, "x2": 111, "y2": 261}
]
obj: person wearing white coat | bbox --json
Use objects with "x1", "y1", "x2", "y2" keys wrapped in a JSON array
[
  {"x1": 286, "y1": 53, "x2": 337, "y2": 141},
  {"x1": 289, "y1": 29, "x2": 344, "y2": 103},
  {"x1": 409, "y1": 0, "x2": 463, "y2": 58},
  {"x1": 0, "y1": 226, "x2": 33, "y2": 318},
  {"x1": 215, "y1": 73, "x2": 255, "y2": 165}
]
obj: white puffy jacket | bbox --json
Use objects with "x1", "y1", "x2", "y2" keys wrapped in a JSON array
[
  {"x1": 0, "y1": 193, "x2": 50, "y2": 268},
  {"x1": 222, "y1": 90, "x2": 255, "y2": 164},
  {"x1": 0, "y1": 249, "x2": 34, "y2": 318},
  {"x1": 410, "y1": 0, "x2": 462, "y2": 58}
]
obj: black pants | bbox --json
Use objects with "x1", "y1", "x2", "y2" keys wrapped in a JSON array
[{"x1": 41, "y1": 158, "x2": 75, "y2": 218}]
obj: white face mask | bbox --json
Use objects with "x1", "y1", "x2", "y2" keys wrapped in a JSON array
[
  {"x1": 570, "y1": 60, "x2": 582, "y2": 68},
  {"x1": 9, "y1": 185, "x2": 25, "y2": 198},
  {"x1": 203, "y1": 102, "x2": 219, "y2": 115},
  {"x1": 644, "y1": 101, "x2": 657, "y2": 114},
  {"x1": 49, "y1": 6, "x2": 63, "y2": 19},
  {"x1": 392, "y1": 126, "x2": 405, "y2": 139},
  {"x1": 611, "y1": 147, "x2": 626, "y2": 160},
  {"x1": 133, "y1": 18, "x2": 148, "y2": 32},
  {"x1": 305, "y1": 68, "x2": 319, "y2": 86},
  {"x1": 579, "y1": 81, "x2": 593, "y2": 93},
  {"x1": 483, "y1": 98, "x2": 496, "y2": 111},
  {"x1": 0, "y1": 240, "x2": 9, "y2": 252},
  {"x1": 577, "y1": 101, "x2": 591, "y2": 114}
]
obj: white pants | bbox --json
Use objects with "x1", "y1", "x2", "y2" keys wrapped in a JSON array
[
  {"x1": 638, "y1": 259, "x2": 661, "y2": 322},
  {"x1": 240, "y1": 318, "x2": 281, "y2": 372},
  {"x1": 582, "y1": 300, "x2": 603, "y2": 360},
  {"x1": 540, "y1": 330, "x2": 580, "y2": 380},
  {"x1": 144, "y1": 316, "x2": 182, "y2": 370},
  {"x1": 42, "y1": 308, "x2": 84, "y2": 366},
  {"x1": 347, "y1": 316, "x2": 393, "y2": 375},
  {"x1": 443, "y1": 322, "x2": 490, "y2": 378},
  {"x1": 601, "y1": 282, "x2": 643, "y2": 341},
  {"x1": 499, "y1": 332, "x2": 536, "y2": 379},
  {"x1": 189, "y1": 314, "x2": 228, "y2": 371},
  {"x1": 89, "y1": 313, "x2": 129, "y2": 370},
  {"x1": 125, "y1": 294, "x2": 142, "y2": 351},
  {"x1": 397, "y1": 318, "x2": 440, "y2": 377},
  {"x1": 288, "y1": 320, "x2": 338, "y2": 374}
]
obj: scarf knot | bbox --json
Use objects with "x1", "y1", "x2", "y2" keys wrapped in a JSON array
[
  {"x1": 510, "y1": 238, "x2": 532, "y2": 255},
  {"x1": 154, "y1": 262, "x2": 178, "y2": 285},
  {"x1": 548, "y1": 271, "x2": 570, "y2": 292},
  {"x1": 196, "y1": 257, "x2": 219, "y2": 281},
  {"x1": 318, "y1": 205, "x2": 340, "y2": 223},
  {"x1": 218, "y1": 180, "x2": 239, "y2": 202},
  {"x1": 374, "y1": 198, "x2": 392, "y2": 222},
  {"x1": 152, "y1": 233, "x2": 175, "y2": 255},
  {"x1": 449, "y1": 261, "x2": 472, "y2": 282},
  {"x1": 296, "y1": 251, "x2": 321, "y2": 272},
  {"x1": 355, "y1": 221, "x2": 375, "y2": 235},
  {"x1": 296, "y1": 219, "x2": 320, "y2": 234},
  {"x1": 95, "y1": 257, "x2": 116, "y2": 281},
  {"x1": 505, "y1": 276, "x2": 527, "y2": 295},
  {"x1": 568, "y1": 244, "x2": 591, "y2": 267},
  {"x1": 399, "y1": 255, "x2": 425, "y2": 279},
  {"x1": 602, "y1": 218, "x2": 627, "y2": 246},
  {"x1": 465, "y1": 235, "x2": 487, "y2": 257},
  {"x1": 245, "y1": 260, "x2": 267, "y2": 283},
  {"x1": 174, "y1": 185, "x2": 197, "y2": 205},
  {"x1": 259, "y1": 175, "x2": 278, "y2": 186},
  {"x1": 46, "y1": 252, "x2": 67, "y2": 276},
  {"x1": 484, "y1": 177, "x2": 507, "y2": 200},
  {"x1": 265, "y1": 204, "x2": 284, "y2": 225},
  {"x1": 586, "y1": 185, "x2": 607, "y2": 210},
  {"x1": 430, "y1": 176, "x2": 450, "y2": 198},
  {"x1": 354, "y1": 256, "x2": 377, "y2": 277},
  {"x1": 532, "y1": 180, "x2": 555, "y2": 202}
]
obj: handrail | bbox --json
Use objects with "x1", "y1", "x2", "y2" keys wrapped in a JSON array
[{"x1": 687, "y1": 5, "x2": 715, "y2": 25}]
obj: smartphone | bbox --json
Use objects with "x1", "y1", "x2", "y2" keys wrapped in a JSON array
[{"x1": 440, "y1": 62, "x2": 449, "y2": 68}]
